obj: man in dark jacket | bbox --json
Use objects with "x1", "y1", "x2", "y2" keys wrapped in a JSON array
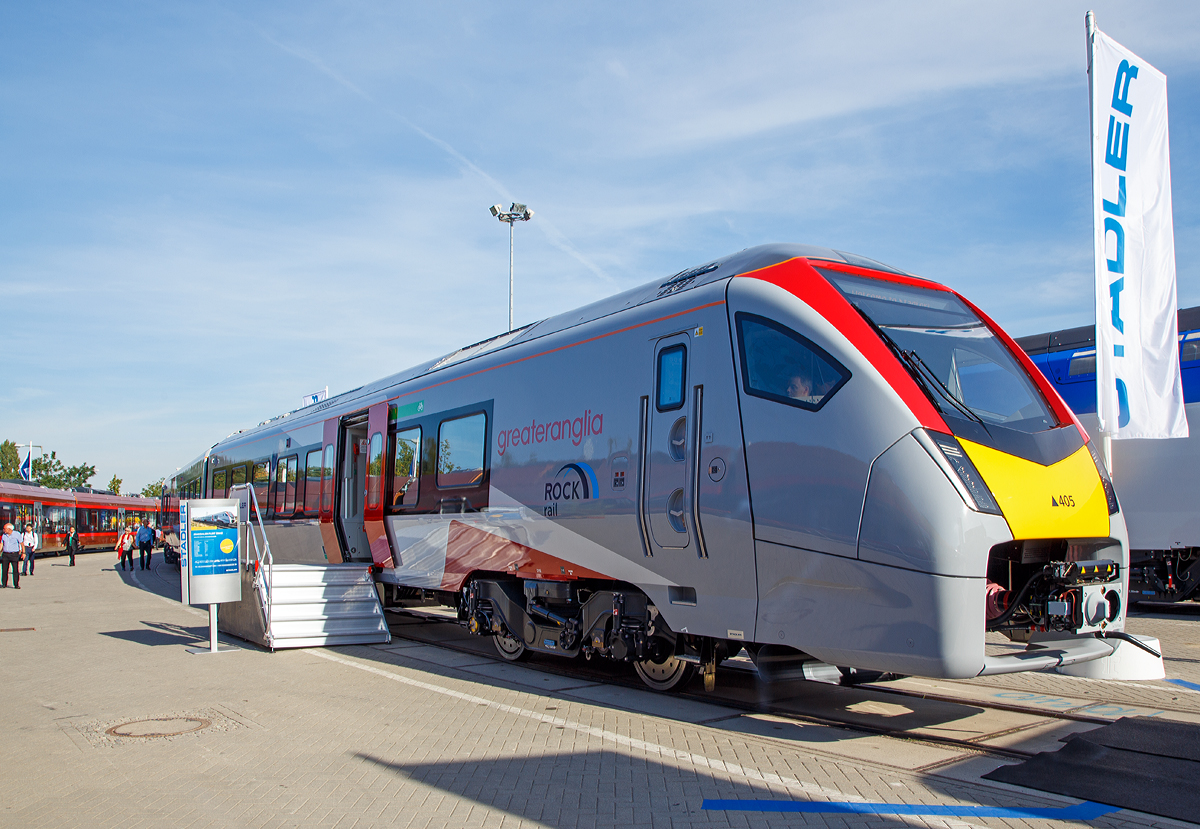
[
  {"x1": 136, "y1": 518, "x2": 155, "y2": 571},
  {"x1": 65, "y1": 526, "x2": 80, "y2": 566}
]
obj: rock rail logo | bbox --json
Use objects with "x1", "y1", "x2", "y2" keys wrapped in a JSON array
[{"x1": 543, "y1": 462, "x2": 599, "y2": 517}]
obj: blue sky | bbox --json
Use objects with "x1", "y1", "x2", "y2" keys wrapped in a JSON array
[{"x1": 3, "y1": 1, "x2": 1199, "y2": 491}]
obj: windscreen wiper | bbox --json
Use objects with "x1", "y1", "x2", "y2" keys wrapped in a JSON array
[
  {"x1": 849, "y1": 304, "x2": 985, "y2": 426},
  {"x1": 902, "y1": 349, "x2": 987, "y2": 427}
]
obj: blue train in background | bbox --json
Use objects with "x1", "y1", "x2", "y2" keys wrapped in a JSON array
[{"x1": 1017, "y1": 306, "x2": 1200, "y2": 604}]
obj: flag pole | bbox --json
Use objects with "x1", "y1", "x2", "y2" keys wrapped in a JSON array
[{"x1": 1085, "y1": 10, "x2": 1115, "y2": 476}]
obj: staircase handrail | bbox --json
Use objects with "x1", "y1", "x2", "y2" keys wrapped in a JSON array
[{"x1": 230, "y1": 483, "x2": 273, "y2": 639}]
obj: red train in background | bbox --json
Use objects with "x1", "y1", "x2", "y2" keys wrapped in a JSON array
[{"x1": 0, "y1": 479, "x2": 159, "y2": 555}]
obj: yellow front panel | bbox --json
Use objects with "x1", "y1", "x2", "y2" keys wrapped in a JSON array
[{"x1": 958, "y1": 439, "x2": 1109, "y2": 540}]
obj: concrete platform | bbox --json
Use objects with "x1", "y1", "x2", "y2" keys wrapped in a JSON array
[{"x1": 2, "y1": 552, "x2": 1196, "y2": 828}]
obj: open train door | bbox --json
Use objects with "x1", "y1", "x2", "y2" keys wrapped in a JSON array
[
  {"x1": 363, "y1": 401, "x2": 393, "y2": 568},
  {"x1": 335, "y1": 409, "x2": 373, "y2": 562},
  {"x1": 319, "y1": 417, "x2": 342, "y2": 562}
]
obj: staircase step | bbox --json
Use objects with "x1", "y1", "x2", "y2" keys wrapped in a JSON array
[
  {"x1": 268, "y1": 633, "x2": 390, "y2": 649},
  {"x1": 271, "y1": 603, "x2": 384, "y2": 621},
  {"x1": 266, "y1": 585, "x2": 378, "y2": 603},
  {"x1": 269, "y1": 569, "x2": 373, "y2": 588},
  {"x1": 270, "y1": 617, "x2": 389, "y2": 638}
]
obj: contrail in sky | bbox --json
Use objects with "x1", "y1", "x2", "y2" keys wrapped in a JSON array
[{"x1": 260, "y1": 33, "x2": 612, "y2": 283}]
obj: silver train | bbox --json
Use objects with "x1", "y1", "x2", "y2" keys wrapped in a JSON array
[{"x1": 168, "y1": 244, "x2": 1135, "y2": 690}]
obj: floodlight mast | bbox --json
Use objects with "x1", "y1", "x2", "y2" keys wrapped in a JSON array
[{"x1": 489, "y1": 202, "x2": 534, "y2": 331}]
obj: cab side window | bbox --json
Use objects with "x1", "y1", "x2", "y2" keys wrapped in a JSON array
[
  {"x1": 656, "y1": 345, "x2": 687, "y2": 411},
  {"x1": 736, "y1": 313, "x2": 850, "y2": 411}
]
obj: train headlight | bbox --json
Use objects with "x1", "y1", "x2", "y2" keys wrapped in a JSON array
[
  {"x1": 915, "y1": 430, "x2": 1003, "y2": 516},
  {"x1": 1085, "y1": 441, "x2": 1120, "y2": 515}
]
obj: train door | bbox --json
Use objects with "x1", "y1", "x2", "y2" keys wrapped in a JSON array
[
  {"x1": 318, "y1": 417, "x2": 341, "y2": 562},
  {"x1": 644, "y1": 334, "x2": 693, "y2": 550},
  {"x1": 363, "y1": 401, "x2": 393, "y2": 567},
  {"x1": 33, "y1": 502, "x2": 43, "y2": 549},
  {"x1": 338, "y1": 411, "x2": 372, "y2": 561},
  {"x1": 118, "y1": 507, "x2": 126, "y2": 531}
]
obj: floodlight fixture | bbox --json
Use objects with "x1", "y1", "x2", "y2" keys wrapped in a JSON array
[{"x1": 489, "y1": 201, "x2": 534, "y2": 331}]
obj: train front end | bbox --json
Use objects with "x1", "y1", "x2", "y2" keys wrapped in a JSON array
[{"x1": 739, "y1": 257, "x2": 1130, "y2": 679}]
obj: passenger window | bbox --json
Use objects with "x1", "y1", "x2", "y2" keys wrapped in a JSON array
[
  {"x1": 275, "y1": 456, "x2": 298, "y2": 514},
  {"x1": 366, "y1": 433, "x2": 384, "y2": 509},
  {"x1": 438, "y1": 413, "x2": 486, "y2": 488},
  {"x1": 656, "y1": 345, "x2": 687, "y2": 411},
  {"x1": 212, "y1": 469, "x2": 228, "y2": 498},
  {"x1": 321, "y1": 444, "x2": 334, "y2": 512},
  {"x1": 275, "y1": 461, "x2": 286, "y2": 513},
  {"x1": 736, "y1": 313, "x2": 850, "y2": 411},
  {"x1": 304, "y1": 450, "x2": 322, "y2": 514},
  {"x1": 1182, "y1": 337, "x2": 1200, "y2": 363},
  {"x1": 253, "y1": 461, "x2": 270, "y2": 512},
  {"x1": 285, "y1": 456, "x2": 298, "y2": 513},
  {"x1": 392, "y1": 427, "x2": 421, "y2": 507},
  {"x1": 231, "y1": 465, "x2": 247, "y2": 489}
]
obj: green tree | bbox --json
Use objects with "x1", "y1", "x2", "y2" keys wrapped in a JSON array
[
  {"x1": 141, "y1": 478, "x2": 164, "y2": 498},
  {"x1": 107, "y1": 475, "x2": 123, "y2": 495},
  {"x1": 0, "y1": 440, "x2": 19, "y2": 479},
  {"x1": 32, "y1": 451, "x2": 96, "y2": 490}
]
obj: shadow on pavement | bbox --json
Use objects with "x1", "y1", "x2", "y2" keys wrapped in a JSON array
[
  {"x1": 99, "y1": 620, "x2": 208, "y2": 647},
  {"x1": 354, "y1": 749, "x2": 925, "y2": 828}
]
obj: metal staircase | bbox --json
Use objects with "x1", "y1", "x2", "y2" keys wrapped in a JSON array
[
  {"x1": 231, "y1": 484, "x2": 390, "y2": 651},
  {"x1": 263, "y1": 564, "x2": 391, "y2": 649}
]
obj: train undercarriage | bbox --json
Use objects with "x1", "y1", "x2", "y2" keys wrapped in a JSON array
[
  {"x1": 1128, "y1": 548, "x2": 1200, "y2": 603},
  {"x1": 382, "y1": 576, "x2": 895, "y2": 692}
]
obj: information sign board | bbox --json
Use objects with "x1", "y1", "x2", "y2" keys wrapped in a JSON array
[{"x1": 182, "y1": 498, "x2": 242, "y2": 605}]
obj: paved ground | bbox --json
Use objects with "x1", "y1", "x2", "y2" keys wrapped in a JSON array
[{"x1": 2, "y1": 551, "x2": 1198, "y2": 829}]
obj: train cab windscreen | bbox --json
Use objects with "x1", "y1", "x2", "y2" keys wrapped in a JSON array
[{"x1": 821, "y1": 270, "x2": 1057, "y2": 435}]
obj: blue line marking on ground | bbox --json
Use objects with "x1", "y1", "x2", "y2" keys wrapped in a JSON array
[
  {"x1": 1166, "y1": 678, "x2": 1200, "y2": 693},
  {"x1": 701, "y1": 799, "x2": 1118, "y2": 820}
]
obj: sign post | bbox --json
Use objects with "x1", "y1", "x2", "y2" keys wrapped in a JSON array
[{"x1": 181, "y1": 499, "x2": 242, "y2": 654}]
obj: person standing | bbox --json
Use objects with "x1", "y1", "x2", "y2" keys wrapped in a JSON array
[
  {"x1": 1, "y1": 523, "x2": 22, "y2": 588},
  {"x1": 136, "y1": 518, "x2": 154, "y2": 571},
  {"x1": 21, "y1": 523, "x2": 37, "y2": 575},
  {"x1": 65, "y1": 525, "x2": 80, "y2": 566},
  {"x1": 116, "y1": 525, "x2": 135, "y2": 571}
]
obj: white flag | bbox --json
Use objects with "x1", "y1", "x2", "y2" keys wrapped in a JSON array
[{"x1": 1090, "y1": 25, "x2": 1188, "y2": 439}]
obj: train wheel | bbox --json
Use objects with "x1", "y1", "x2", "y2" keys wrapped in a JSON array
[
  {"x1": 493, "y1": 631, "x2": 528, "y2": 662},
  {"x1": 634, "y1": 653, "x2": 695, "y2": 691}
]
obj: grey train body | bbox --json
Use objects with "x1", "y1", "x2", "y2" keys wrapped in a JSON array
[{"x1": 169, "y1": 244, "x2": 1129, "y2": 686}]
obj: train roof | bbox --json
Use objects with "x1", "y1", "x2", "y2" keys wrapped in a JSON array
[
  {"x1": 1015, "y1": 305, "x2": 1200, "y2": 355},
  {"x1": 0, "y1": 478, "x2": 156, "y2": 507},
  {"x1": 233, "y1": 244, "x2": 908, "y2": 443}
]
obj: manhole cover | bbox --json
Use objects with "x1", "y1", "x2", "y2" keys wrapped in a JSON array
[{"x1": 106, "y1": 717, "x2": 211, "y2": 738}]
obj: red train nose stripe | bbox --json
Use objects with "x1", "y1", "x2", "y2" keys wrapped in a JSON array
[{"x1": 740, "y1": 258, "x2": 949, "y2": 432}]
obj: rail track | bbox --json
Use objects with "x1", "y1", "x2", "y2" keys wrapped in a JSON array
[{"x1": 382, "y1": 605, "x2": 1140, "y2": 763}]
